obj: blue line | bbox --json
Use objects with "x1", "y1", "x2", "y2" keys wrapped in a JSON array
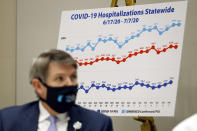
[
  {"x1": 65, "y1": 20, "x2": 181, "y2": 53},
  {"x1": 78, "y1": 80, "x2": 173, "y2": 93}
]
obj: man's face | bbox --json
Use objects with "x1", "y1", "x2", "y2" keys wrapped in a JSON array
[
  {"x1": 41, "y1": 63, "x2": 77, "y2": 99},
  {"x1": 46, "y1": 63, "x2": 77, "y2": 87}
]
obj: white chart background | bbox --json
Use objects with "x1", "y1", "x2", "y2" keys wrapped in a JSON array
[{"x1": 57, "y1": 1, "x2": 187, "y2": 116}]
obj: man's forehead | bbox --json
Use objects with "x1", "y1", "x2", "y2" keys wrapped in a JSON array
[
  {"x1": 49, "y1": 62, "x2": 75, "y2": 68},
  {"x1": 48, "y1": 63, "x2": 77, "y2": 73}
]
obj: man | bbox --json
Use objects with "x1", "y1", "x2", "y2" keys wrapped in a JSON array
[{"x1": 0, "y1": 49, "x2": 113, "y2": 131}]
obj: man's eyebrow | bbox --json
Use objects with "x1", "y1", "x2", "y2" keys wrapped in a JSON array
[
  {"x1": 72, "y1": 70, "x2": 77, "y2": 74},
  {"x1": 54, "y1": 73, "x2": 65, "y2": 75},
  {"x1": 71, "y1": 72, "x2": 77, "y2": 76},
  {"x1": 54, "y1": 71, "x2": 77, "y2": 76},
  {"x1": 53, "y1": 73, "x2": 67, "y2": 78}
]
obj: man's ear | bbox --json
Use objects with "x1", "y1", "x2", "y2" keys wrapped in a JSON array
[{"x1": 32, "y1": 78, "x2": 44, "y2": 96}]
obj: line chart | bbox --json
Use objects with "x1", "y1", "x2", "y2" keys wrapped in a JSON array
[
  {"x1": 65, "y1": 20, "x2": 181, "y2": 53},
  {"x1": 58, "y1": 1, "x2": 187, "y2": 116},
  {"x1": 74, "y1": 42, "x2": 178, "y2": 66},
  {"x1": 78, "y1": 79, "x2": 173, "y2": 93}
]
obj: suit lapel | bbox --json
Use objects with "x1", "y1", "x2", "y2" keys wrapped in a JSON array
[
  {"x1": 18, "y1": 102, "x2": 82, "y2": 131},
  {"x1": 67, "y1": 105, "x2": 82, "y2": 131},
  {"x1": 21, "y1": 101, "x2": 39, "y2": 131}
]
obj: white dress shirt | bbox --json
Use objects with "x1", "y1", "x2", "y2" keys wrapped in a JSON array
[
  {"x1": 172, "y1": 114, "x2": 197, "y2": 131},
  {"x1": 37, "y1": 101, "x2": 70, "y2": 131}
]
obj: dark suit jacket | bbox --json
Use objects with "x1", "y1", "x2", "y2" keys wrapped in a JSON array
[{"x1": 0, "y1": 101, "x2": 113, "y2": 131}]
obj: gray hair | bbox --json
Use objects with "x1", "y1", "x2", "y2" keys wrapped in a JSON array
[{"x1": 29, "y1": 49, "x2": 77, "y2": 83}]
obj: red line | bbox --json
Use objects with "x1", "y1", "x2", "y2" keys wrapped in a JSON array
[{"x1": 75, "y1": 43, "x2": 178, "y2": 66}]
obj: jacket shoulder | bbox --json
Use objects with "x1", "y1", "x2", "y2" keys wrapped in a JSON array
[
  {"x1": 0, "y1": 101, "x2": 39, "y2": 131},
  {"x1": 0, "y1": 101, "x2": 38, "y2": 116},
  {"x1": 0, "y1": 101, "x2": 39, "y2": 124}
]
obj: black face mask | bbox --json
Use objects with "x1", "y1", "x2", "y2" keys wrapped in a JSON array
[{"x1": 38, "y1": 78, "x2": 78, "y2": 113}]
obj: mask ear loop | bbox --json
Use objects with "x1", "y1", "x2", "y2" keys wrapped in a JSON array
[
  {"x1": 37, "y1": 77, "x2": 49, "y2": 103},
  {"x1": 38, "y1": 77, "x2": 50, "y2": 89}
]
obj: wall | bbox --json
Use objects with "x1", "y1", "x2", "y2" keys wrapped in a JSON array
[
  {"x1": 0, "y1": 0, "x2": 16, "y2": 109},
  {"x1": 7, "y1": 0, "x2": 197, "y2": 130}
]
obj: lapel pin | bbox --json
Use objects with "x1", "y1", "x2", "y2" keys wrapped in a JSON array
[{"x1": 73, "y1": 121, "x2": 82, "y2": 131}]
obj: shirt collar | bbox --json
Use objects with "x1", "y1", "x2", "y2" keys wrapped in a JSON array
[
  {"x1": 38, "y1": 101, "x2": 50, "y2": 122},
  {"x1": 38, "y1": 101, "x2": 70, "y2": 122}
]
